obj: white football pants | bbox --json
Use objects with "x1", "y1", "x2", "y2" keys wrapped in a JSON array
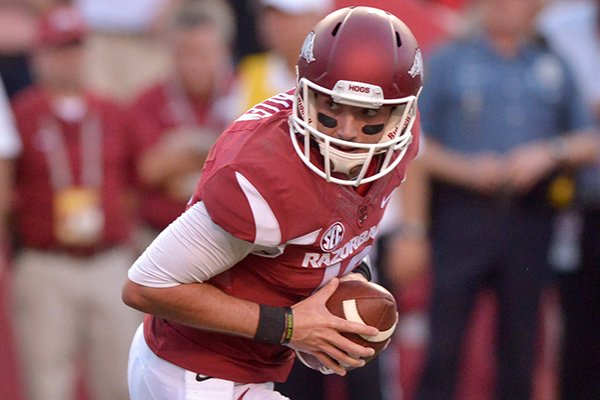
[{"x1": 128, "y1": 324, "x2": 290, "y2": 400}]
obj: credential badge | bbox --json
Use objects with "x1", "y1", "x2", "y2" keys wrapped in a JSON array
[
  {"x1": 300, "y1": 31, "x2": 316, "y2": 64},
  {"x1": 408, "y1": 48, "x2": 423, "y2": 78}
]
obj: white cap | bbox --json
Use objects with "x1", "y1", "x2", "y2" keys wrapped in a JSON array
[{"x1": 260, "y1": 0, "x2": 333, "y2": 15}]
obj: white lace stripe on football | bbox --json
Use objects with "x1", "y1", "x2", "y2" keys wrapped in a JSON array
[
  {"x1": 342, "y1": 299, "x2": 398, "y2": 343},
  {"x1": 235, "y1": 171, "x2": 281, "y2": 247}
]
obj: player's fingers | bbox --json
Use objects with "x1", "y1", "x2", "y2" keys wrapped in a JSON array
[
  {"x1": 312, "y1": 350, "x2": 347, "y2": 376},
  {"x1": 322, "y1": 343, "x2": 368, "y2": 369},
  {"x1": 325, "y1": 332, "x2": 375, "y2": 359},
  {"x1": 333, "y1": 315, "x2": 379, "y2": 337}
]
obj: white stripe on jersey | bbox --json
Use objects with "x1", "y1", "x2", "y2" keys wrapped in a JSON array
[
  {"x1": 235, "y1": 171, "x2": 282, "y2": 247},
  {"x1": 287, "y1": 229, "x2": 321, "y2": 245}
]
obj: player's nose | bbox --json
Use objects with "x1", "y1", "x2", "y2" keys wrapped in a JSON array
[{"x1": 334, "y1": 114, "x2": 358, "y2": 142}]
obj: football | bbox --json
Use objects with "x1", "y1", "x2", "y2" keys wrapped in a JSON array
[{"x1": 296, "y1": 280, "x2": 398, "y2": 374}]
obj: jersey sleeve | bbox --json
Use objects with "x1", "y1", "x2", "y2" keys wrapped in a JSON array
[{"x1": 200, "y1": 164, "x2": 283, "y2": 247}]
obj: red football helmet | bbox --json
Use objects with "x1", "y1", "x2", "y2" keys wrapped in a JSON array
[{"x1": 290, "y1": 6, "x2": 423, "y2": 186}]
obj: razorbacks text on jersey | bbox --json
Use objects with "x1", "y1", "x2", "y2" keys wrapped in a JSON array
[{"x1": 143, "y1": 91, "x2": 420, "y2": 383}]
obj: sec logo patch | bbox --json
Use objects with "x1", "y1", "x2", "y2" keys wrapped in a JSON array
[{"x1": 321, "y1": 222, "x2": 345, "y2": 252}]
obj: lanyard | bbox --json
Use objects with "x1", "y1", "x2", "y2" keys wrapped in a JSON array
[{"x1": 39, "y1": 113, "x2": 103, "y2": 190}]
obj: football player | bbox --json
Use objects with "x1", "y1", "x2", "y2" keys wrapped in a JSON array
[{"x1": 122, "y1": 6, "x2": 423, "y2": 400}]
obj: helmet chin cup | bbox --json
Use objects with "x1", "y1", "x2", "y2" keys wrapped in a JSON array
[{"x1": 319, "y1": 142, "x2": 370, "y2": 177}]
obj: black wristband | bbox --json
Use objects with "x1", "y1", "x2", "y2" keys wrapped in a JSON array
[
  {"x1": 354, "y1": 261, "x2": 372, "y2": 281},
  {"x1": 255, "y1": 305, "x2": 289, "y2": 345}
]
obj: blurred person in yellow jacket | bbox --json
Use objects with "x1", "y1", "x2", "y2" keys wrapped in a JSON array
[{"x1": 237, "y1": 0, "x2": 332, "y2": 110}]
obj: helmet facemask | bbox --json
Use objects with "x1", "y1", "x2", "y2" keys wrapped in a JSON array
[{"x1": 290, "y1": 76, "x2": 418, "y2": 186}]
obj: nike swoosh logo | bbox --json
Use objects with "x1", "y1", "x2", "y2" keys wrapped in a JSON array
[
  {"x1": 380, "y1": 189, "x2": 396, "y2": 208},
  {"x1": 196, "y1": 374, "x2": 212, "y2": 382}
]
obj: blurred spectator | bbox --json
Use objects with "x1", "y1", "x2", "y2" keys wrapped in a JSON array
[
  {"x1": 0, "y1": 0, "x2": 76, "y2": 98},
  {"x1": 0, "y1": 75, "x2": 24, "y2": 400},
  {"x1": 538, "y1": 0, "x2": 600, "y2": 398},
  {"x1": 74, "y1": 0, "x2": 177, "y2": 102},
  {"x1": 539, "y1": 0, "x2": 600, "y2": 122},
  {"x1": 373, "y1": 143, "x2": 432, "y2": 400},
  {"x1": 128, "y1": 0, "x2": 239, "y2": 246},
  {"x1": 0, "y1": 76, "x2": 20, "y2": 239},
  {"x1": 8, "y1": 6, "x2": 141, "y2": 400},
  {"x1": 0, "y1": 1, "x2": 36, "y2": 97},
  {"x1": 236, "y1": 0, "x2": 332, "y2": 110},
  {"x1": 387, "y1": 155, "x2": 431, "y2": 294},
  {"x1": 227, "y1": 0, "x2": 262, "y2": 62},
  {"x1": 413, "y1": 0, "x2": 600, "y2": 399}
]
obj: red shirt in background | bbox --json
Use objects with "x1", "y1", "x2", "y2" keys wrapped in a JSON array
[
  {"x1": 11, "y1": 86, "x2": 135, "y2": 251},
  {"x1": 128, "y1": 81, "x2": 235, "y2": 230}
]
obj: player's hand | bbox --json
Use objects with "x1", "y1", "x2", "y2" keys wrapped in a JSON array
[{"x1": 287, "y1": 278, "x2": 378, "y2": 376}]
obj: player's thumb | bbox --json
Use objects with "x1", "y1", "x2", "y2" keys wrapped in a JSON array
[{"x1": 316, "y1": 277, "x2": 339, "y2": 300}]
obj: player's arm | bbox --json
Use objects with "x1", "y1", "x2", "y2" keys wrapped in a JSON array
[
  {"x1": 122, "y1": 201, "x2": 256, "y2": 332},
  {"x1": 123, "y1": 279, "x2": 260, "y2": 336},
  {"x1": 122, "y1": 202, "x2": 377, "y2": 374}
]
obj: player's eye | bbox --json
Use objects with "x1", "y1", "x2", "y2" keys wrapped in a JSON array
[
  {"x1": 318, "y1": 112, "x2": 337, "y2": 128},
  {"x1": 325, "y1": 99, "x2": 341, "y2": 111},
  {"x1": 361, "y1": 108, "x2": 379, "y2": 118},
  {"x1": 362, "y1": 124, "x2": 385, "y2": 135}
]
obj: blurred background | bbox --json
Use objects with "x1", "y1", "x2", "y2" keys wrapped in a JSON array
[{"x1": 1, "y1": 1, "x2": 599, "y2": 400}]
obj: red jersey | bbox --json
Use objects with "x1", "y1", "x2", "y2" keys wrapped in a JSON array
[
  {"x1": 144, "y1": 91, "x2": 420, "y2": 383},
  {"x1": 11, "y1": 86, "x2": 134, "y2": 251}
]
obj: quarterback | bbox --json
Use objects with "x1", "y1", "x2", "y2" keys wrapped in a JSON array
[{"x1": 122, "y1": 6, "x2": 423, "y2": 400}]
